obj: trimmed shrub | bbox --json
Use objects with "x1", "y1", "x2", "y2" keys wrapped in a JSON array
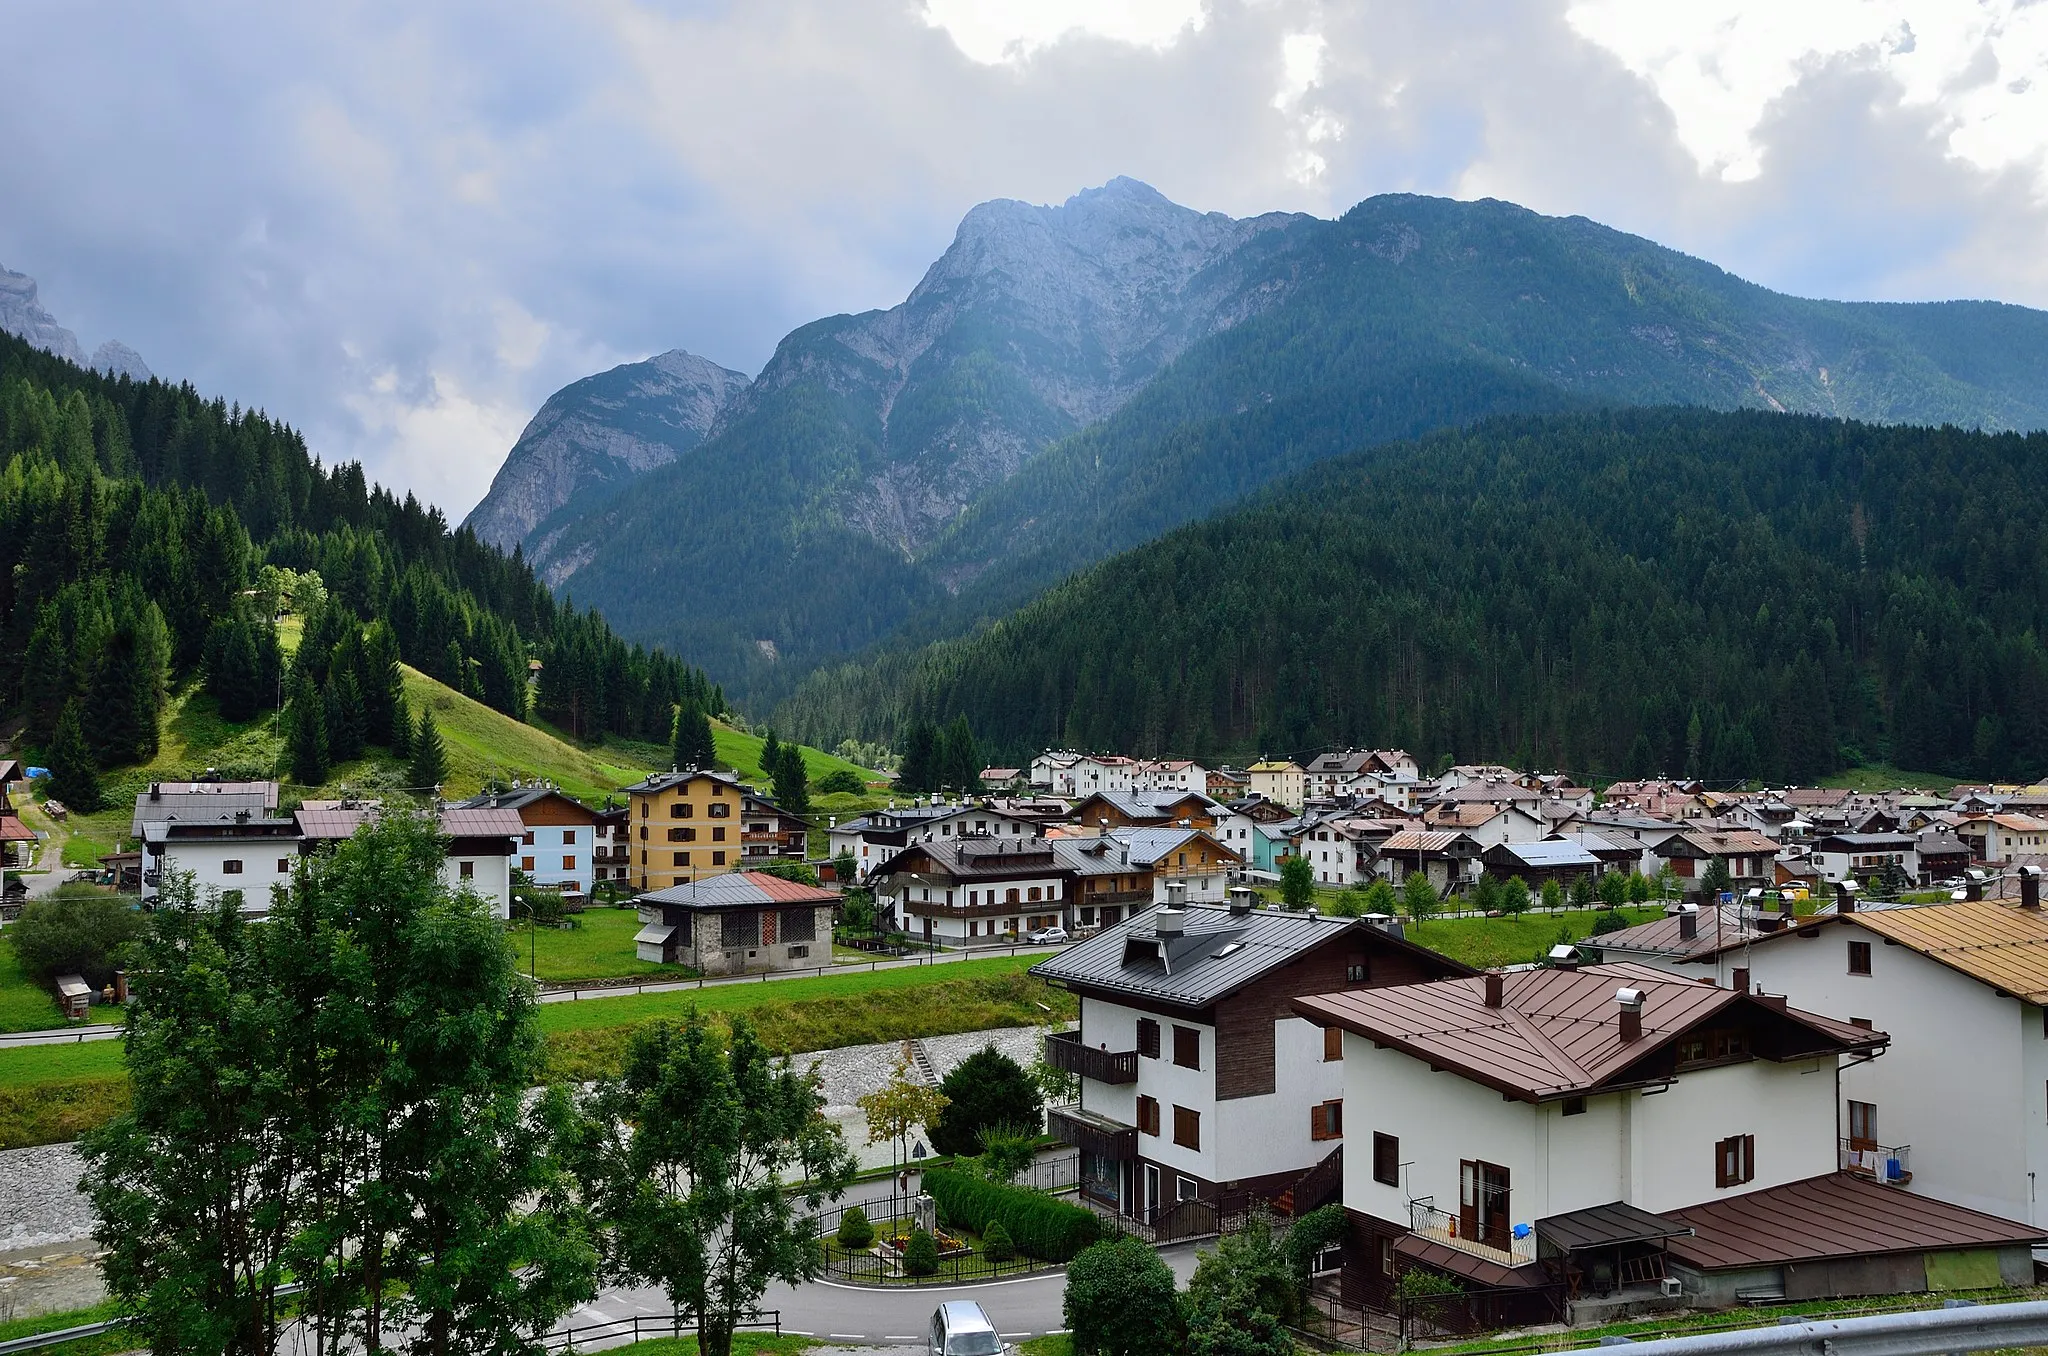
[
  {"x1": 903, "y1": 1228, "x2": 939, "y2": 1277},
  {"x1": 836, "y1": 1205, "x2": 874, "y2": 1249},
  {"x1": 1064, "y1": 1236, "x2": 1181, "y2": 1356},
  {"x1": 925, "y1": 1166, "x2": 1101, "y2": 1262},
  {"x1": 982, "y1": 1218, "x2": 1015, "y2": 1261}
]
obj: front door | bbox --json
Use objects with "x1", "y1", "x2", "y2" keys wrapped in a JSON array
[{"x1": 1460, "y1": 1160, "x2": 1511, "y2": 1249}]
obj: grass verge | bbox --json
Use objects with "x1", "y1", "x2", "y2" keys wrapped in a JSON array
[
  {"x1": 0, "y1": 1304, "x2": 135, "y2": 1356},
  {"x1": 1406, "y1": 908, "x2": 1662, "y2": 968},
  {"x1": 512, "y1": 907, "x2": 675, "y2": 982},
  {"x1": 617, "y1": 1337, "x2": 813, "y2": 1356}
]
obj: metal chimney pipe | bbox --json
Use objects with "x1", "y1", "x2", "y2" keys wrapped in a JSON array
[
  {"x1": 2023, "y1": 865, "x2": 2041, "y2": 911},
  {"x1": 1617, "y1": 987, "x2": 1645, "y2": 1042},
  {"x1": 1483, "y1": 972, "x2": 1504, "y2": 1008},
  {"x1": 1678, "y1": 907, "x2": 1698, "y2": 941}
]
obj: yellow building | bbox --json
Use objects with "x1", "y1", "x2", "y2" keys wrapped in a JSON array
[
  {"x1": 626, "y1": 768, "x2": 808, "y2": 892},
  {"x1": 1247, "y1": 759, "x2": 1306, "y2": 812}
]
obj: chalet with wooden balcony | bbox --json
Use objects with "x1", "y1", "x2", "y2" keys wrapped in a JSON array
[
  {"x1": 1294, "y1": 963, "x2": 1892, "y2": 1312},
  {"x1": 1030, "y1": 894, "x2": 1471, "y2": 1240},
  {"x1": 1068, "y1": 789, "x2": 1222, "y2": 833},
  {"x1": 872, "y1": 834, "x2": 1072, "y2": 946}
]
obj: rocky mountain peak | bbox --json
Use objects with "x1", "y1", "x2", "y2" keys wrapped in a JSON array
[{"x1": 0, "y1": 263, "x2": 151, "y2": 379}]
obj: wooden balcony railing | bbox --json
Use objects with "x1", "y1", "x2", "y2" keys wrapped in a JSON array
[{"x1": 1045, "y1": 1029, "x2": 1139, "y2": 1085}]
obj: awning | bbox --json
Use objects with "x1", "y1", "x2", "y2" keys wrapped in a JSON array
[
  {"x1": 633, "y1": 923, "x2": 677, "y2": 946},
  {"x1": 1536, "y1": 1201, "x2": 1693, "y2": 1253},
  {"x1": 1047, "y1": 1104, "x2": 1138, "y2": 1161},
  {"x1": 1393, "y1": 1234, "x2": 1551, "y2": 1289}
]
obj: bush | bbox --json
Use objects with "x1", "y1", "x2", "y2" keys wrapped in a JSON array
[
  {"x1": 903, "y1": 1227, "x2": 939, "y2": 1277},
  {"x1": 9, "y1": 892, "x2": 142, "y2": 988},
  {"x1": 1186, "y1": 1213, "x2": 1299, "y2": 1328},
  {"x1": 1394, "y1": 1266, "x2": 1464, "y2": 1298},
  {"x1": 1064, "y1": 1236, "x2": 1181, "y2": 1356},
  {"x1": 1591, "y1": 909, "x2": 1634, "y2": 936},
  {"x1": 931, "y1": 1044, "x2": 1043, "y2": 1157},
  {"x1": 836, "y1": 1206, "x2": 874, "y2": 1249},
  {"x1": 925, "y1": 1167, "x2": 1101, "y2": 1262},
  {"x1": 816, "y1": 769, "x2": 867, "y2": 796},
  {"x1": 982, "y1": 1218, "x2": 1014, "y2": 1261},
  {"x1": 755, "y1": 860, "x2": 820, "y2": 886}
]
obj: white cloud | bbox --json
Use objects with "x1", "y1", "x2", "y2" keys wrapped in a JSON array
[
  {"x1": 921, "y1": 0, "x2": 1207, "y2": 66},
  {"x1": 1272, "y1": 30, "x2": 1339, "y2": 184},
  {"x1": 1567, "y1": 0, "x2": 2048, "y2": 190}
]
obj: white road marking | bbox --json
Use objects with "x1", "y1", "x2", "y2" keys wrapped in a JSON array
[
  {"x1": 886, "y1": 1336, "x2": 921, "y2": 1341},
  {"x1": 830, "y1": 1334, "x2": 865, "y2": 1340},
  {"x1": 1000, "y1": 1332, "x2": 1029, "y2": 1337}
]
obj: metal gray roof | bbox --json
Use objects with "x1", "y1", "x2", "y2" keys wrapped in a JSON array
[
  {"x1": 1031, "y1": 903, "x2": 1372, "y2": 1009},
  {"x1": 1488, "y1": 839, "x2": 1600, "y2": 868},
  {"x1": 131, "y1": 789, "x2": 276, "y2": 837},
  {"x1": 1105, "y1": 825, "x2": 1235, "y2": 867},
  {"x1": 639, "y1": 870, "x2": 836, "y2": 910}
]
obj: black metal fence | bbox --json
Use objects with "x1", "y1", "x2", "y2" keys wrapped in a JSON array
[{"x1": 535, "y1": 1310, "x2": 780, "y2": 1353}]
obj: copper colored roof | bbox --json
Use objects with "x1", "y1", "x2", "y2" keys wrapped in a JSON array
[
  {"x1": 1665, "y1": 1172, "x2": 2048, "y2": 1270},
  {"x1": 639, "y1": 870, "x2": 837, "y2": 909},
  {"x1": 437, "y1": 806, "x2": 524, "y2": 838},
  {"x1": 0, "y1": 814, "x2": 35, "y2": 843},
  {"x1": 1844, "y1": 900, "x2": 2048, "y2": 1004},
  {"x1": 1586, "y1": 905, "x2": 1770, "y2": 962},
  {"x1": 1392, "y1": 1234, "x2": 1547, "y2": 1289},
  {"x1": 1293, "y1": 963, "x2": 1884, "y2": 1101}
]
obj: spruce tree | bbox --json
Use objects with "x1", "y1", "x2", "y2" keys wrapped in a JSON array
[
  {"x1": 390, "y1": 689, "x2": 413, "y2": 761},
  {"x1": 443, "y1": 639, "x2": 471, "y2": 696},
  {"x1": 325, "y1": 670, "x2": 367, "y2": 763},
  {"x1": 940, "y1": 715, "x2": 979, "y2": 791},
  {"x1": 361, "y1": 621, "x2": 404, "y2": 746},
  {"x1": 687, "y1": 703, "x2": 718, "y2": 770},
  {"x1": 771, "y1": 744, "x2": 810, "y2": 819},
  {"x1": 287, "y1": 672, "x2": 329, "y2": 786},
  {"x1": 898, "y1": 720, "x2": 937, "y2": 794},
  {"x1": 758, "y1": 729, "x2": 781, "y2": 782},
  {"x1": 672, "y1": 702, "x2": 717, "y2": 772},
  {"x1": 46, "y1": 700, "x2": 102, "y2": 812},
  {"x1": 409, "y1": 709, "x2": 448, "y2": 793}
]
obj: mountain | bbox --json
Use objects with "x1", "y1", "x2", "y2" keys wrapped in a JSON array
[
  {"x1": 517, "y1": 178, "x2": 1314, "y2": 676},
  {"x1": 0, "y1": 264, "x2": 151, "y2": 380},
  {"x1": 503, "y1": 185, "x2": 2048, "y2": 699},
  {"x1": 778, "y1": 407, "x2": 2048, "y2": 786},
  {"x1": 465, "y1": 348, "x2": 749, "y2": 553}
]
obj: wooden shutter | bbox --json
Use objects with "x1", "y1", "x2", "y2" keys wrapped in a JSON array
[
  {"x1": 1174, "y1": 1025, "x2": 1201, "y2": 1069},
  {"x1": 1137, "y1": 1018, "x2": 1161, "y2": 1059},
  {"x1": 1373, "y1": 1133, "x2": 1399, "y2": 1186},
  {"x1": 1323, "y1": 1025, "x2": 1343, "y2": 1062},
  {"x1": 1136, "y1": 1095, "x2": 1160, "y2": 1136},
  {"x1": 1173, "y1": 1105, "x2": 1200, "y2": 1150}
]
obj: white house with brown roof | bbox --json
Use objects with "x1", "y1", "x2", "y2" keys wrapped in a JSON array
[
  {"x1": 1294, "y1": 963, "x2": 1885, "y2": 1307},
  {"x1": 1589, "y1": 895, "x2": 2048, "y2": 1233},
  {"x1": 1958, "y1": 813, "x2": 2048, "y2": 863}
]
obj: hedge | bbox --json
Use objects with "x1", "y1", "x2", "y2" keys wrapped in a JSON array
[{"x1": 924, "y1": 1166, "x2": 1102, "y2": 1262}]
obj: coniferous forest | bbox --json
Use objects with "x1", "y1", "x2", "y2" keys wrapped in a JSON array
[
  {"x1": 0, "y1": 329, "x2": 720, "y2": 798},
  {"x1": 780, "y1": 408, "x2": 2048, "y2": 784}
]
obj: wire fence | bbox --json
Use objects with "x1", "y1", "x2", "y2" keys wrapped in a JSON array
[
  {"x1": 534, "y1": 1309, "x2": 780, "y2": 1354},
  {"x1": 536, "y1": 939, "x2": 1066, "y2": 1002}
]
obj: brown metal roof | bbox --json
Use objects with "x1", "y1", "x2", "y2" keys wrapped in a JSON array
[
  {"x1": 1536, "y1": 1201, "x2": 1693, "y2": 1253},
  {"x1": 1293, "y1": 963, "x2": 1884, "y2": 1101},
  {"x1": 1843, "y1": 900, "x2": 2048, "y2": 1004},
  {"x1": 1586, "y1": 905, "x2": 1770, "y2": 963},
  {"x1": 1665, "y1": 1172, "x2": 2048, "y2": 1270},
  {"x1": 1391, "y1": 1234, "x2": 1548, "y2": 1289},
  {"x1": 1378, "y1": 830, "x2": 1475, "y2": 853}
]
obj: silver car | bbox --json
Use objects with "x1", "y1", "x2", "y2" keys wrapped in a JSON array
[{"x1": 929, "y1": 1300, "x2": 1006, "y2": 1356}]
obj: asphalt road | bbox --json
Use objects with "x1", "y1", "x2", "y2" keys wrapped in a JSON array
[{"x1": 554, "y1": 1243, "x2": 1205, "y2": 1349}]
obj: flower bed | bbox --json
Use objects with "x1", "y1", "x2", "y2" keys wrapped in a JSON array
[{"x1": 881, "y1": 1229, "x2": 973, "y2": 1260}]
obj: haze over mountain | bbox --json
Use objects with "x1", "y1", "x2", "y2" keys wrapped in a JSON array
[
  {"x1": 0, "y1": 263, "x2": 152, "y2": 381},
  {"x1": 465, "y1": 348, "x2": 750, "y2": 554},
  {"x1": 487, "y1": 181, "x2": 2048, "y2": 700}
]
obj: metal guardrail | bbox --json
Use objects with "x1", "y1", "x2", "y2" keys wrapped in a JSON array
[
  {"x1": 536, "y1": 940, "x2": 1066, "y2": 1002},
  {"x1": 535, "y1": 1309, "x2": 780, "y2": 1353},
  {"x1": 1576, "y1": 1298, "x2": 2048, "y2": 1356},
  {"x1": 0, "y1": 1320, "x2": 128, "y2": 1356},
  {"x1": 0, "y1": 1024, "x2": 122, "y2": 1046}
]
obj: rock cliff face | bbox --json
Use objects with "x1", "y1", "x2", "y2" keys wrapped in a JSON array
[
  {"x1": 0, "y1": 264, "x2": 152, "y2": 380},
  {"x1": 463, "y1": 348, "x2": 749, "y2": 550}
]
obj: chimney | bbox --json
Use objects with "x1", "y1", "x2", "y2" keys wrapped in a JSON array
[
  {"x1": 1483, "y1": 972, "x2": 1504, "y2": 1008},
  {"x1": 1616, "y1": 987, "x2": 1645, "y2": 1042},
  {"x1": 1678, "y1": 906, "x2": 1698, "y2": 941},
  {"x1": 2023, "y1": 865, "x2": 2041, "y2": 912},
  {"x1": 1228, "y1": 886, "x2": 1255, "y2": 916},
  {"x1": 1166, "y1": 881, "x2": 1188, "y2": 909},
  {"x1": 148, "y1": 782, "x2": 161, "y2": 801},
  {"x1": 1547, "y1": 944, "x2": 1579, "y2": 970},
  {"x1": 1835, "y1": 879, "x2": 1860, "y2": 914},
  {"x1": 1155, "y1": 907, "x2": 1185, "y2": 936},
  {"x1": 1732, "y1": 966, "x2": 1749, "y2": 994}
]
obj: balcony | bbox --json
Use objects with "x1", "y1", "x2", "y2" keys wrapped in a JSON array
[
  {"x1": 1047, "y1": 1104, "x2": 1137, "y2": 1161},
  {"x1": 1045, "y1": 1029, "x2": 1139, "y2": 1085},
  {"x1": 1408, "y1": 1197, "x2": 1534, "y2": 1268},
  {"x1": 1840, "y1": 1139, "x2": 1911, "y2": 1185}
]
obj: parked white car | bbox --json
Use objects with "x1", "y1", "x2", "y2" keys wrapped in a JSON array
[
  {"x1": 930, "y1": 1300, "x2": 1006, "y2": 1356},
  {"x1": 1025, "y1": 925, "x2": 1069, "y2": 945}
]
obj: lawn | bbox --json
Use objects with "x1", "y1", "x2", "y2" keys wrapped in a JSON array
[
  {"x1": 1407, "y1": 907, "x2": 1663, "y2": 968},
  {"x1": 0, "y1": 933, "x2": 122, "y2": 1033},
  {"x1": 510, "y1": 905, "x2": 675, "y2": 982},
  {"x1": 400, "y1": 665, "x2": 659, "y2": 803},
  {"x1": 1819, "y1": 764, "x2": 1963, "y2": 794}
]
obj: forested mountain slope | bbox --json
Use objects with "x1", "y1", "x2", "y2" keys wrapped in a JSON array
[
  {"x1": 506, "y1": 187, "x2": 2048, "y2": 700},
  {"x1": 779, "y1": 408, "x2": 2048, "y2": 785},
  {"x1": 0, "y1": 329, "x2": 719, "y2": 794}
]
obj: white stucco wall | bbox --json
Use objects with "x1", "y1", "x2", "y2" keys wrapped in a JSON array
[
  {"x1": 444, "y1": 853, "x2": 512, "y2": 919},
  {"x1": 1077, "y1": 996, "x2": 1217, "y2": 1181},
  {"x1": 155, "y1": 841, "x2": 298, "y2": 911},
  {"x1": 1215, "y1": 1015, "x2": 1346, "y2": 1182}
]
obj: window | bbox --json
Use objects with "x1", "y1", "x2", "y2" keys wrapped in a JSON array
[
  {"x1": 458, "y1": 861, "x2": 474, "y2": 879},
  {"x1": 722, "y1": 910, "x2": 758, "y2": 949},
  {"x1": 1310, "y1": 1100, "x2": 1344, "y2": 1141},
  {"x1": 1673, "y1": 1029, "x2": 1749, "y2": 1067},
  {"x1": 1563, "y1": 1097, "x2": 1588, "y2": 1116},
  {"x1": 709, "y1": 802, "x2": 730, "y2": 818},
  {"x1": 1380, "y1": 1237, "x2": 1396, "y2": 1276},
  {"x1": 1346, "y1": 961, "x2": 1370, "y2": 983},
  {"x1": 1028, "y1": 886, "x2": 1041, "y2": 902},
  {"x1": 1174, "y1": 1025, "x2": 1200, "y2": 1069},
  {"x1": 221, "y1": 859, "x2": 244, "y2": 874},
  {"x1": 1372, "y1": 1133, "x2": 1400, "y2": 1187},
  {"x1": 562, "y1": 829, "x2": 575, "y2": 844},
  {"x1": 1006, "y1": 888, "x2": 1020, "y2": 905},
  {"x1": 562, "y1": 856, "x2": 576, "y2": 871},
  {"x1": 1173, "y1": 1105, "x2": 1200, "y2": 1150},
  {"x1": 1177, "y1": 1176, "x2": 1199, "y2": 1203},
  {"x1": 639, "y1": 825, "x2": 648, "y2": 840},
  {"x1": 277, "y1": 858, "x2": 292, "y2": 874},
  {"x1": 671, "y1": 803, "x2": 692, "y2": 818},
  {"x1": 640, "y1": 802, "x2": 649, "y2": 818},
  {"x1": 1715, "y1": 1134, "x2": 1755, "y2": 1187},
  {"x1": 522, "y1": 856, "x2": 536, "y2": 870},
  {"x1": 673, "y1": 851, "x2": 690, "y2": 866},
  {"x1": 782, "y1": 907, "x2": 816, "y2": 942},
  {"x1": 712, "y1": 850, "x2": 726, "y2": 865},
  {"x1": 1848, "y1": 1100, "x2": 1878, "y2": 1150},
  {"x1": 1848, "y1": 940, "x2": 1872, "y2": 975},
  {"x1": 522, "y1": 831, "x2": 535, "y2": 845},
  {"x1": 788, "y1": 944, "x2": 809, "y2": 960},
  {"x1": 1136, "y1": 1095, "x2": 1160, "y2": 1136},
  {"x1": 712, "y1": 826, "x2": 726, "y2": 842},
  {"x1": 1323, "y1": 1026, "x2": 1343, "y2": 1062},
  {"x1": 668, "y1": 827, "x2": 694, "y2": 843},
  {"x1": 1137, "y1": 1018, "x2": 1161, "y2": 1059}
]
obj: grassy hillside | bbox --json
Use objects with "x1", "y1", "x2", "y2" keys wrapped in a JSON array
[{"x1": 401, "y1": 665, "x2": 658, "y2": 803}]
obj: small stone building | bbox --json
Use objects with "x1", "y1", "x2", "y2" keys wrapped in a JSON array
[{"x1": 635, "y1": 870, "x2": 837, "y2": 974}]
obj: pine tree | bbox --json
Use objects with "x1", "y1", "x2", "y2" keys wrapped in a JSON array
[
  {"x1": 287, "y1": 671, "x2": 329, "y2": 786},
  {"x1": 939, "y1": 715, "x2": 979, "y2": 791},
  {"x1": 687, "y1": 703, "x2": 717, "y2": 769},
  {"x1": 409, "y1": 708, "x2": 448, "y2": 793},
  {"x1": 46, "y1": 700, "x2": 102, "y2": 812},
  {"x1": 758, "y1": 730, "x2": 781, "y2": 782},
  {"x1": 672, "y1": 702, "x2": 717, "y2": 772},
  {"x1": 325, "y1": 669, "x2": 367, "y2": 763},
  {"x1": 390, "y1": 688, "x2": 413, "y2": 761},
  {"x1": 771, "y1": 743, "x2": 810, "y2": 820},
  {"x1": 361, "y1": 621, "x2": 404, "y2": 746},
  {"x1": 897, "y1": 720, "x2": 937, "y2": 794}
]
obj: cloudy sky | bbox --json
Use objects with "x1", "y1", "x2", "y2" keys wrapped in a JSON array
[{"x1": 5, "y1": 0, "x2": 2047, "y2": 519}]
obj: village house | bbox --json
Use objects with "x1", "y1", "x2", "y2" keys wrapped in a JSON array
[
  {"x1": 456, "y1": 782, "x2": 598, "y2": 898},
  {"x1": 632, "y1": 870, "x2": 836, "y2": 974},
  {"x1": 1654, "y1": 829, "x2": 1782, "y2": 893},
  {"x1": 592, "y1": 803, "x2": 631, "y2": 885},
  {"x1": 1481, "y1": 838, "x2": 1602, "y2": 890},
  {"x1": 1810, "y1": 832, "x2": 1920, "y2": 886},
  {"x1": 1421, "y1": 799, "x2": 1546, "y2": 850},
  {"x1": 1294, "y1": 963, "x2": 1925, "y2": 1312},
  {"x1": 1101, "y1": 825, "x2": 1244, "y2": 902},
  {"x1": 140, "y1": 813, "x2": 302, "y2": 910},
  {"x1": 1247, "y1": 760, "x2": 1307, "y2": 812},
  {"x1": 1031, "y1": 753, "x2": 1136, "y2": 796},
  {"x1": 625, "y1": 768, "x2": 808, "y2": 892},
  {"x1": 1067, "y1": 789, "x2": 1221, "y2": 833},
  {"x1": 1205, "y1": 767, "x2": 1250, "y2": 801},
  {"x1": 1373, "y1": 829, "x2": 1484, "y2": 895},
  {"x1": 871, "y1": 833, "x2": 1073, "y2": 945},
  {"x1": 1917, "y1": 827, "x2": 1971, "y2": 883},
  {"x1": 129, "y1": 779, "x2": 280, "y2": 840},
  {"x1": 827, "y1": 802, "x2": 1041, "y2": 880},
  {"x1": 1587, "y1": 888, "x2": 2048, "y2": 1232},
  {"x1": 1032, "y1": 897, "x2": 1471, "y2": 1236},
  {"x1": 1134, "y1": 759, "x2": 1211, "y2": 793},
  {"x1": 1056, "y1": 835, "x2": 1158, "y2": 932},
  {"x1": 1957, "y1": 812, "x2": 2048, "y2": 864},
  {"x1": 297, "y1": 804, "x2": 522, "y2": 917}
]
